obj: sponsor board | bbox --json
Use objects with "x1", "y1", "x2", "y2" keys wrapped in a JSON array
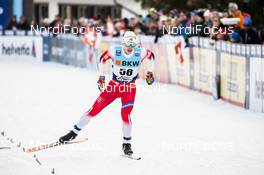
[
  {"x1": 249, "y1": 57, "x2": 264, "y2": 112},
  {"x1": 136, "y1": 40, "x2": 170, "y2": 83},
  {"x1": 0, "y1": 0, "x2": 9, "y2": 29},
  {"x1": 150, "y1": 42, "x2": 169, "y2": 83},
  {"x1": 45, "y1": 35, "x2": 264, "y2": 112},
  {"x1": 0, "y1": 36, "x2": 43, "y2": 61},
  {"x1": 193, "y1": 48, "x2": 216, "y2": 94},
  {"x1": 220, "y1": 53, "x2": 246, "y2": 107},
  {"x1": 166, "y1": 37, "x2": 190, "y2": 87}
]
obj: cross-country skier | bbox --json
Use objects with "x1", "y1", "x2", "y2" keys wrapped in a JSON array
[{"x1": 59, "y1": 31, "x2": 155, "y2": 156}]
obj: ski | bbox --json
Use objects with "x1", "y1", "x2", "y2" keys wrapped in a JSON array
[
  {"x1": 23, "y1": 138, "x2": 88, "y2": 153},
  {"x1": 0, "y1": 147, "x2": 11, "y2": 150},
  {"x1": 122, "y1": 154, "x2": 141, "y2": 160}
]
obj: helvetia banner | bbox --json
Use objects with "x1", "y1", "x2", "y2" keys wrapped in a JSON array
[{"x1": 0, "y1": 36, "x2": 43, "y2": 61}]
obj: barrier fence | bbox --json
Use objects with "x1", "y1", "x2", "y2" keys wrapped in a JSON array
[{"x1": 0, "y1": 33, "x2": 263, "y2": 113}]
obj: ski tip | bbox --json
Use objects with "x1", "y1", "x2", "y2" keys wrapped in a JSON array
[
  {"x1": 121, "y1": 154, "x2": 141, "y2": 160},
  {"x1": 132, "y1": 156, "x2": 141, "y2": 160},
  {"x1": 80, "y1": 138, "x2": 88, "y2": 142},
  {"x1": 76, "y1": 137, "x2": 88, "y2": 142}
]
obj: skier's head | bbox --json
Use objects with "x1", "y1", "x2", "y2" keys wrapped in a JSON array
[{"x1": 122, "y1": 31, "x2": 139, "y2": 53}]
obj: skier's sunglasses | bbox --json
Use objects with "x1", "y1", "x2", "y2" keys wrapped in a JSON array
[{"x1": 125, "y1": 42, "x2": 137, "y2": 47}]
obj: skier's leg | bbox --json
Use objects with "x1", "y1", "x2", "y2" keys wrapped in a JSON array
[
  {"x1": 59, "y1": 82, "x2": 118, "y2": 143},
  {"x1": 73, "y1": 81, "x2": 118, "y2": 134},
  {"x1": 121, "y1": 85, "x2": 136, "y2": 144},
  {"x1": 72, "y1": 93, "x2": 116, "y2": 134}
]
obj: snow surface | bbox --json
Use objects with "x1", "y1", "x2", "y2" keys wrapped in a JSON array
[{"x1": 0, "y1": 58, "x2": 264, "y2": 175}]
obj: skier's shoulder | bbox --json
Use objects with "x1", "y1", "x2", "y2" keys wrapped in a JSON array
[
  {"x1": 139, "y1": 46, "x2": 154, "y2": 60},
  {"x1": 101, "y1": 45, "x2": 116, "y2": 59},
  {"x1": 139, "y1": 46, "x2": 147, "y2": 56},
  {"x1": 108, "y1": 45, "x2": 121, "y2": 58}
]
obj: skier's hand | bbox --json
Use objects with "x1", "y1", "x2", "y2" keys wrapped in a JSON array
[
  {"x1": 146, "y1": 72, "x2": 154, "y2": 85},
  {"x1": 97, "y1": 76, "x2": 105, "y2": 91}
]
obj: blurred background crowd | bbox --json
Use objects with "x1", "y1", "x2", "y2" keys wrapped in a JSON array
[{"x1": 5, "y1": 2, "x2": 264, "y2": 44}]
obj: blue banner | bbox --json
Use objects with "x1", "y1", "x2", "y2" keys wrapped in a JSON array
[{"x1": 0, "y1": 0, "x2": 10, "y2": 30}]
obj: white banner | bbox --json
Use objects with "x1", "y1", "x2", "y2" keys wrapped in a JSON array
[
  {"x1": 249, "y1": 57, "x2": 264, "y2": 112},
  {"x1": 0, "y1": 36, "x2": 43, "y2": 61},
  {"x1": 165, "y1": 36, "x2": 191, "y2": 87}
]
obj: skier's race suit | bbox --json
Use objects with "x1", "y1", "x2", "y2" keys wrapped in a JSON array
[{"x1": 85, "y1": 45, "x2": 155, "y2": 141}]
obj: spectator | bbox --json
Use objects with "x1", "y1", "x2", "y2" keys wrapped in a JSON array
[
  {"x1": 203, "y1": 9, "x2": 212, "y2": 28},
  {"x1": 5, "y1": 3, "x2": 262, "y2": 45},
  {"x1": 50, "y1": 15, "x2": 63, "y2": 36},
  {"x1": 17, "y1": 16, "x2": 30, "y2": 30},
  {"x1": 7, "y1": 15, "x2": 17, "y2": 30},
  {"x1": 228, "y1": 2, "x2": 244, "y2": 29},
  {"x1": 229, "y1": 32, "x2": 241, "y2": 43},
  {"x1": 50, "y1": 14, "x2": 61, "y2": 28},
  {"x1": 193, "y1": 11, "x2": 208, "y2": 37},
  {"x1": 210, "y1": 11, "x2": 227, "y2": 41},
  {"x1": 41, "y1": 18, "x2": 50, "y2": 29},
  {"x1": 238, "y1": 18, "x2": 261, "y2": 44},
  {"x1": 113, "y1": 19, "x2": 126, "y2": 37},
  {"x1": 106, "y1": 16, "x2": 114, "y2": 36},
  {"x1": 258, "y1": 26, "x2": 264, "y2": 44},
  {"x1": 178, "y1": 11, "x2": 188, "y2": 28},
  {"x1": 143, "y1": 8, "x2": 159, "y2": 35},
  {"x1": 30, "y1": 19, "x2": 36, "y2": 29}
]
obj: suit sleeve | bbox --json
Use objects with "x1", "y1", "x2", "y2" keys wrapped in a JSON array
[
  {"x1": 141, "y1": 48, "x2": 155, "y2": 72},
  {"x1": 98, "y1": 48, "x2": 114, "y2": 76}
]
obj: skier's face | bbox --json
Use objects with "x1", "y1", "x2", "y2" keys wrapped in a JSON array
[{"x1": 124, "y1": 46, "x2": 134, "y2": 54}]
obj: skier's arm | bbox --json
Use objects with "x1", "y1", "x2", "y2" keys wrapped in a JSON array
[
  {"x1": 97, "y1": 49, "x2": 113, "y2": 91},
  {"x1": 98, "y1": 50, "x2": 112, "y2": 76},
  {"x1": 141, "y1": 49, "x2": 155, "y2": 85},
  {"x1": 146, "y1": 50, "x2": 155, "y2": 72}
]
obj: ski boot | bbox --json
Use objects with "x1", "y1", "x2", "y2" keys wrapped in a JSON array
[
  {"x1": 59, "y1": 130, "x2": 77, "y2": 143},
  {"x1": 122, "y1": 143, "x2": 133, "y2": 155}
]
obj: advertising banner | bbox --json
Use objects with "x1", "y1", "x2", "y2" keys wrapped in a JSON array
[
  {"x1": 50, "y1": 37, "x2": 62, "y2": 62},
  {"x1": 49, "y1": 35, "x2": 88, "y2": 68},
  {"x1": 220, "y1": 53, "x2": 246, "y2": 107},
  {"x1": 0, "y1": 36, "x2": 43, "y2": 61},
  {"x1": 45, "y1": 34, "x2": 264, "y2": 112},
  {"x1": 166, "y1": 36, "x2": 190, "y2": 87},
  {"x1": 76, "y1": 37, "x2": 86, "y2": 68},
  {"x1": 193, "y1": 48, "x2": 216, "y2": 94},
  {"x1": 249, "y1": 57, "x2": 264, "y2": 112},
  {"x1": 63, "y1": 36, "x2": 72, "y2": 65},
  {"x1": 139, "y1": 37, "x2": 169, "y2": 83},
  {"x1": 0, "y1": 0, "x2": 10, "y2": 30},
  {"x1": 43, "y1": 37, "x2": 50, "y2": 61},
  {"x1": 152, "y1": 42, "x2": 169, "y2": 83}
]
